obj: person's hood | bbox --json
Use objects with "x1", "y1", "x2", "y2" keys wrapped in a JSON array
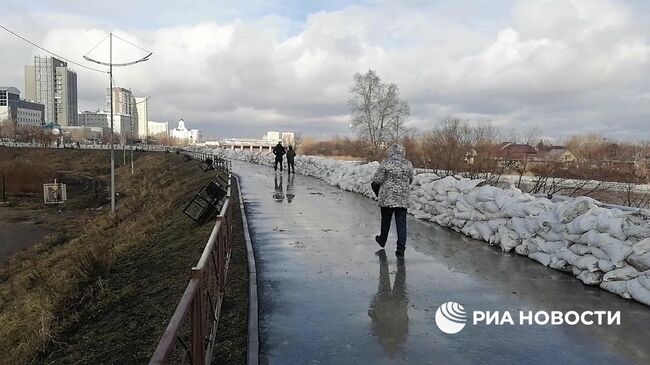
[{"x1": 388, "y1": 144, "x2": 406, "y2": 159}]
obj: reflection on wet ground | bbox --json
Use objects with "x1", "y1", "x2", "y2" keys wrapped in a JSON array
[
  {"x1": 369, "y1": 250, "x2": 408, "y2": 360},
  {"x1": 272, "y1": 173, "x2": 296, "y2": 203},
  {"x1": 235, "y1": 161, "x2": 650, "y2": 365}
]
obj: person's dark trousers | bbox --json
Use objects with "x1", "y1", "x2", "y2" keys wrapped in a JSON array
[
  {"x1": 378, "y1": 207, "x2": 407, "y2": 250},
  {"x1": 274, "y1": 158, "x2": 283, "y2": 171},
  {"x1": 287, "y1": 160, "x2": 295, "y2": 174}
]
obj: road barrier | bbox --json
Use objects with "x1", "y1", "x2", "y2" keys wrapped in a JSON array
[{"x1": 150, "y1": 154, "x2": 234, "y2": 365}]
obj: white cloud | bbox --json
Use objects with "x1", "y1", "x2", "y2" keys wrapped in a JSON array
[{"x1": 1, "y1": 0, "x2": 648, "y2": 140}]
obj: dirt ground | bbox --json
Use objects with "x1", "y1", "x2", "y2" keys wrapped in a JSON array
[
  {"x1": 0, "y1": 148, "x2": 251, "y2": 364},
  {"x1": 0, "y1": 147, "x2": 113, "y2": 267}
]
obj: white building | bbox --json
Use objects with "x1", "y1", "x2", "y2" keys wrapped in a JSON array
[
  {"x1": 170, "y1": 119, "x2": 202, "y2": 144},
  {"x1": 0, "y1": 87, "x2": 45, "y2": 127},
  {"x1": 134, "y1": 96, "x2": 149, "y2": 139},
  {"x1": 147, "y1": 121, "x2": 169, "y2": 136},
  {"x1": 263, "y1": 131, "x2": 280, "y2": 143}
]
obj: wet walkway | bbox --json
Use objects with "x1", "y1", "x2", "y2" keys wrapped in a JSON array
[{"x1": 235, "y1": 161, "x2": 650, "y2": 365}]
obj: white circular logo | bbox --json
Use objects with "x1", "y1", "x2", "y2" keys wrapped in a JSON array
[{"x1": 435, "y1": 302, "x2": 467, "y2": 334}]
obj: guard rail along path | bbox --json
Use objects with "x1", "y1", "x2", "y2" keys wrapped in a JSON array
[{"x1": 150, "y1": 153, "x2": 233, "y2": 365}]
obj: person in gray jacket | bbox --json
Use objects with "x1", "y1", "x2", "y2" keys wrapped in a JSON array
[{"x1": 372, "y1": 144, "x2": 414, "y2": 257}]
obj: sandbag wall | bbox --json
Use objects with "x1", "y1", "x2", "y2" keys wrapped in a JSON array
[{"x1": 210, "y1": 148, "x2": 650, "y2": 306}]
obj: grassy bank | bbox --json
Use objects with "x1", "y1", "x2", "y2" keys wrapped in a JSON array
[{"x1": 0, "y1": 149, "x2": 229, "y2": 364}]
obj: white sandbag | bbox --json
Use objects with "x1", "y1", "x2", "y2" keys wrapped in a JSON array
[
  {"x1": 578, "y1": 231, "x2": 633, "y2": 263},
  {"x1": 633, "y1": 238, "x2": 650, "y2": 255},
  {"x1": 549, "y1": 257, "x2": 571, "y2": 272},
  {"x1": 589, "y1": 247, "x2": 609, "y2": 260},
  {"x1": 627, "y1": 278, "x2": 650, "y2": 306},
  {"x1": 603, "y1": 266, "x2": 640, "y2": 282},
  {"x1": 598, "y1": 259, "x2": 617, "y2": 273},
  {"x1": 564, "y1": 234, "x2": 582, "y2": 243},
  {"x1": 529, "y1": 252, "x2": 551, "y2": 266},
  {"x1": 638, "y1": 271, "x2": 650, "y2": 290},
  {"x1": 515, "y1": 243, "x2": 529, "y2": 256},
  {"x1": 567, "y1": 213, "x2": 598, "y2": 234},
  {"x1": 595, "y1": 212, "x2": 626, "y2": 241},
  {"x1": 600, "y1": 280, "x2": 632, "y2": 299},
  {"x1": 432, "y1": 176, "x2": 459, "y2": 195},
  {"x1": 626, "y1": 252, "x2": 650, "y2": 272},
  {"x1": 456, "y1": 178, "x2": 483, "y2": 193},
  {"x1": 556, "y1": 197, "x2": 598, "y2": 223},
  {"x1": 575, "y1": 254, "x2": 600, "y2": 272},
  {"x1": 537, "y1": 228, "x2": 564, "y2": 243},
  {"x1": 497, "y1": 226, "x2": 520, "y2": 252},
  {"x1": 474, "y1": 222, "x2": 494, "y2": 242},
  {"x1": 509, "y1": 217, "x2": 535, "y2": 239},
  {"x1": 577, "y1": 270, "x2": 602, "y2": 285},
  {"x1": 554, "y1": 248, "x2": 580, "y2": 267},
  {"x1": 569, "y1": 244, "x2": 591, "y2": 256},
  {"x1": 537, "y1": 240, "x2": 566, "y2": 254}
]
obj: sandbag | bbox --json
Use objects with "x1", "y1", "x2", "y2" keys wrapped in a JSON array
[
  {"x1": 577, "y1": 270, "x2": 602, "y2": 285},
  {"x1": 627, "y1": 278, "x2": 650, "y2": 306},
  {"x1": 600, "y1": 280, "x2": 632, "y2": 299},
  {"x1": 529, "y1": 252, "x2": 551, "y2": 266},
  {"x1": 603, "y1": 266, "x2": 639, "y2": 282}
]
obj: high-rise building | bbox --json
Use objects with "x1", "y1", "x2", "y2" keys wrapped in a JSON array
[
  {"x1": 0, "y1": 87, "x2": 45, "y2": 127},
  {"x1": 134, "y1": 96, "x2": 149, "y2": 139},
  {"x1": 106, "y1": 87, "x2": 135, "y2": 137},
  {"x1": 24, "y1": 56, "x2": 78, "y2": 126}
]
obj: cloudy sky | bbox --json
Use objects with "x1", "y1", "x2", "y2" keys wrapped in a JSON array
[{"x1": 1, "y1": 0, "x2": 649, "y2": 140}]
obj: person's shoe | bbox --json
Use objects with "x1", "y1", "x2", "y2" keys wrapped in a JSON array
[
  {"x1": 395, "y1": 249, "x2": 405, "y2": 258},
  {"x1": 375, "y1": 235, "x2": 386, "y2": 248}
]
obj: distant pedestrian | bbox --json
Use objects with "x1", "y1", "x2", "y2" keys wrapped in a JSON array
[
  {"x1": 371, "y1": 144, "x2": 414, "y2": 257},
  {"x1": 286, "y1": 145, "x2": 296, "y2": 174},
  {"x1": 273, "y1": 142, "x2": 286, "y2": 172}
]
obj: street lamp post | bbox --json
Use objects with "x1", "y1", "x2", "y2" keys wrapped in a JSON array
[{"x1": 84, "y1": 33, "x2": 151, "y2": 213}]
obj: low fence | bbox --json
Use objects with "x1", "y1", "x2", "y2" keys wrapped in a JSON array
[
  {"x1": 150, "y1": 155, "x2": 234, "y2": 365},
  {"x1": 0, "y1": 140, "x2": 174, "y2": 152}
]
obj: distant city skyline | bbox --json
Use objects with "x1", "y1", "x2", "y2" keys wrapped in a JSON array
[{"x1": 1, "y1": 0, "x2": 649, "y2": 141}]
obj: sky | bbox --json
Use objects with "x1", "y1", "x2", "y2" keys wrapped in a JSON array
[{"x1": 1, "y1": 0, "x2": 649, "y2": 141}]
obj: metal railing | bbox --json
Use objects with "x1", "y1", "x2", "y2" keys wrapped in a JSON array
[
  {"x1": 185, "y1": 151, "x2": 232, "y2": 174},
  {"x1": 0, "y1": 140, "x2": 175, "y2": 152},
  {"x1": 150, "y1": 155, "x2": 233, "y2": 365}
]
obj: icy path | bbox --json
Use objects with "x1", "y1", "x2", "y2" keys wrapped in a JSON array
[{"x1": 235, "y1": 161, "x2": 649, "y2": 365}]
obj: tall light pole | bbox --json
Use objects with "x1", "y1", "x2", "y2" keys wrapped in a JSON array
[{"x1": 84, "y1": 33, "x2": 151, "y2": 213}]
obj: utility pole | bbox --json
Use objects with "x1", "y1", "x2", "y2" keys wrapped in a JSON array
[
  {"x1": 110, "y1": 33, "x2": 115, "y2": 212},
  {"x1": 84, "y1": 32, "x2": 152, "y2": 213}
]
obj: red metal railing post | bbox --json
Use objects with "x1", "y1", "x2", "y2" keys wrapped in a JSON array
[{"x1": 191, "y1": 269, "x2": 206, "y2": 364}]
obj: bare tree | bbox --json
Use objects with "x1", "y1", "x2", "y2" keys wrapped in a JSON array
[
  {"x1": 348, "y1": 70, "x2": 410, "y2": 152},
  {"x1": 293, "y1": 132, "x2": 303, "y2": 153}
]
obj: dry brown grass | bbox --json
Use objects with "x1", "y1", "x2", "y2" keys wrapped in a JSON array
[{"x1": 0, "y1": 151, "x2": 217, "y2": 364}]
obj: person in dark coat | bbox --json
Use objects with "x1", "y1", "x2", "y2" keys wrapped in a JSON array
[
  {"x1": 372, "y1": 144, "x2": 414, "y2": 257},
  {"x1": 272, "y1": 142, "x2": 286, "y2": 171},
  {"x1": 286, "y1": 146, "x2": 296, "y2": 174}
]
